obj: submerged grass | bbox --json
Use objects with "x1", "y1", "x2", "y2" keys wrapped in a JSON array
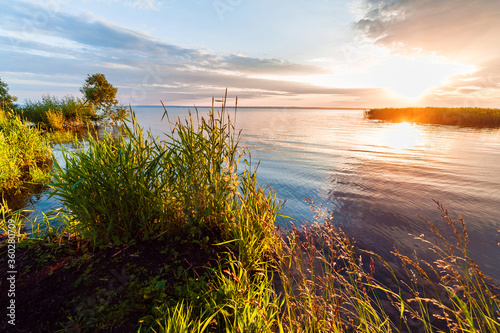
[
  {"x1": 2, "y1": 95, "x2": 499, "y2": 332},
  {"x1": 365, "y1": 107, "x2": 500, "y2": 127}
]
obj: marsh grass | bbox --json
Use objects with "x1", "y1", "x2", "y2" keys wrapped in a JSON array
[
  {"x1": 396, "y1": 201, "x2": 500, "y2": 332},
  {"x1": 51, "y1": 96, "x2": 254, "y2": 246},
  {"x1": 21, "y1": 94, "x2": 99, "y2": 129},
  {"x1": 365, "y1": 107, "x2": 500, "y2": 127},
  {"x1": 44, "y1": 130, "x2": 81, "y2": 144},
  {"x1": 0, "y1": 108, "x2": 52, "y2": 204},
  {"x1": 48, "y1": 94, "x2": 286, "y2": 332},
  {"x1": 273, "y1": 199, "x2": 500, "y2": 333}
]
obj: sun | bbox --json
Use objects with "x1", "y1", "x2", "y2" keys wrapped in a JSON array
[{"x1": 375, "y1": 54, "x2": 477, "y2": 100}]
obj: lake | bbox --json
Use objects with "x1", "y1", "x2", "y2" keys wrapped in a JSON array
[{"x1": 28, "y1": 106, "x2": 500, "y2": 279}]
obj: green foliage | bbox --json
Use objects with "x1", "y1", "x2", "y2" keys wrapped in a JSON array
[
  {"x1": 51, "y1": 122, "x2": 167, "y2": 244},
  {"x1": 50, "y1": 100, "x2": 274, "y2": 248},
  {"x1": 22, "y1": 94, "x2": 98, "y2": 129},
  {"x1": 50, "y1": 97, "x2": 286, "y2": 331},
  {"x1": 207, "y1": 257, "x2": 281, "y2": 332},
  {"x1": 365, "y1": 107, "x2": 500, "y2": 127},
  {"x1": 0, "y1": 200, "x2": 24, "y2": 239},
  {"x1": 44, "y1": 130, "x2": 80, "y2": 144},
  {"x1": 80, "y1": 73, "x2": 119, "y2": 117},
  {"x1": 0, "y1": 110, "x2": 52, "y2": 197},
  {"x1": 0, "y1": 76, "x2": 18, "y2": 110},
  {"x1": 147, "y1": 300, "x2": 218, "y2": 333}
]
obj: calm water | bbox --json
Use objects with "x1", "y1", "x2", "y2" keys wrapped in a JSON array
[{"x1": 29, "y1": 106, "x2": 500, "y2": 279}]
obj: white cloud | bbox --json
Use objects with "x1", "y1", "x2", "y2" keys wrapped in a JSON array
[
  {"x1": 126, "y1": 0, "x2": 163, "y2": 10},
  {"x1": 82, "y1": 0, "x2": 164, "y2": 11},
  {"x1": 351, "y1": 0, "x2": 500, "y2": 105}
]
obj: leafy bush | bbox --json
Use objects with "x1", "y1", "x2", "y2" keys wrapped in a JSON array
[{"x1": 45, "y1": 109, "x2": 65, "y2": 131}]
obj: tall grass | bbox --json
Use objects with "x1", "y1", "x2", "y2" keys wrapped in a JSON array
[
  {"x1": 51, "y1": 95, "x2": 285, "y2": 331},
  {"x1": 365, "y1": 107, "x2": 500, "y2": 127},
  {"x1": 273, "y1": 199, "x2": 500, "y2": 332},
  {"x1": 0, "y1": 108, "x2": 52, "y2": 200},
  {"x1": 50, "y1": 98, "x2": 258, "y2": 245},
  {"x1": 21, "y1": 94, "x2": 99, "y2": 130},
  {"x1": 51, "y1": 93, "x2": 283, "y2": 248}
]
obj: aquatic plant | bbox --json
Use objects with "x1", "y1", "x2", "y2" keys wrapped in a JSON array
[
  {"x1": 0, "y1": 109, "x2": 52, "y2": 202},
  {"x1": 365, "y1": 107, "x2": 500, "y2": 127}
]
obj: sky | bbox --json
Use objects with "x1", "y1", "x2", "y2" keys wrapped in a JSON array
[{"x1": 1, "y1": 0, "x2": 500, "y2": 107}]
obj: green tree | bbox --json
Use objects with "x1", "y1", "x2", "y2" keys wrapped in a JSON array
[
  {"x1": 0, "y1": 77, "x2": 18, "y2": 110},
  {"x1": 80, "y1": 73, "x2": 118, "y2": 117}
]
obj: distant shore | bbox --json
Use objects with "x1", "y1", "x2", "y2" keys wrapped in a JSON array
[{"x1": 365, "y1": 107, "x2": 500, "y2": 127}]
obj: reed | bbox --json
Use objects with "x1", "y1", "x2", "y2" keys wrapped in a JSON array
[
  {"x1": 48, "y1": 95, "x2": 285, "y2": 332},
  {"x1": 51, "y1": 94, "x2": 281, "y2": 254},
  {"x1": 365, "y1": 107, "x2": 500, "y2": 127},
  {"x1": 21, "y1": 94, "x2": 99, "y2": 130},
  {"x1": 0, "y1": 109, "x2": 52, "y2": 202}
]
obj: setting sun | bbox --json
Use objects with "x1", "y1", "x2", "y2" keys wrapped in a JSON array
[{"x1": 374, "y1": 55, "x2": 478, "y2": 100}]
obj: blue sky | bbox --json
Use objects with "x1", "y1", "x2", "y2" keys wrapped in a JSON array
[{"x1": 1, "y1": 0, "x2": 500, "y2": 107}]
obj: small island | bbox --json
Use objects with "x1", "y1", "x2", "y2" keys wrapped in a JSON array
[{"x1": 365, "y1": 107, "x2": 500, "y2": 127}]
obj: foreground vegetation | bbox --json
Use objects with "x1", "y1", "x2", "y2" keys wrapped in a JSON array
[
  {"x1": 1, "y1": 99, "x2": 499, "y2": 332},
  {"x1": 365, "y1": 107, "x2": 500, "y2": 127}
]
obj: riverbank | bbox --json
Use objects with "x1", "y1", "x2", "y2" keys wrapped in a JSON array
[{"x1": 365, "y1": 107, "x2": 500, "y2": 127}]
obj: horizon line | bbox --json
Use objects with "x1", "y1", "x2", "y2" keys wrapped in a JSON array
[{"x1": 129, "y1": 105, "x2": 369, "y2": 110}]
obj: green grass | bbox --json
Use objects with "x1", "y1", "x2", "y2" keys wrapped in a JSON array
[
  {"x1": 21, "y1": 94, "x2": 99, "y2": 130},
  {"x1": 0, "y1": 108, "x2": 53, "y2": 202},
  {"x1": 43, "y1": 129, "x2": 81, "y2": 144},
  {"x1": 46, "y1": 95, "x2": 284, "y2": 331},
  {"x1": 365, "y1": 107, "x2": 500, "y2": 127}
]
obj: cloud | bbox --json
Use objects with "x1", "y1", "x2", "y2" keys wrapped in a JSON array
[
  {"x1": 82, "y1": 0, "x2": 164, "y2": 11},
  {"x1": 2, "y1": 1, "x2": 192, "y2": 58},
  {"x1": 352, "y1": 0, "x2": 500, "y2": 105},
  {"x1": 352, "y1": 0, "x2": 500, "y2": 58},
  {"x1": 3, "y1": 1, "x2": 375, "y2": 106}
]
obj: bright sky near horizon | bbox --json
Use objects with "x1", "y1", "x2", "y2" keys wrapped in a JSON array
[{"x1": 1, "y1": 0, "x2": 500, "y2": 107}]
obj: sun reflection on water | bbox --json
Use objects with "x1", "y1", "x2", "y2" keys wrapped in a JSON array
[{"x1": 380, "y1": 122, "x2": 424, "y2": 151}]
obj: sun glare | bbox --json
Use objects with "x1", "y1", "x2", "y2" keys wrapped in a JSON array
[
  {"x1": 375, "y1": 54, "x2": 477, "y2": 100},
  {"x1": 381, "y1": 122, "x2": 423, "y2": 150}
]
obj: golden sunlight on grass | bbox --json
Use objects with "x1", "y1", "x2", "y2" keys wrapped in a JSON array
[{"x1": 365, "y1": 107, "x2": 500, "y2": 127}]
